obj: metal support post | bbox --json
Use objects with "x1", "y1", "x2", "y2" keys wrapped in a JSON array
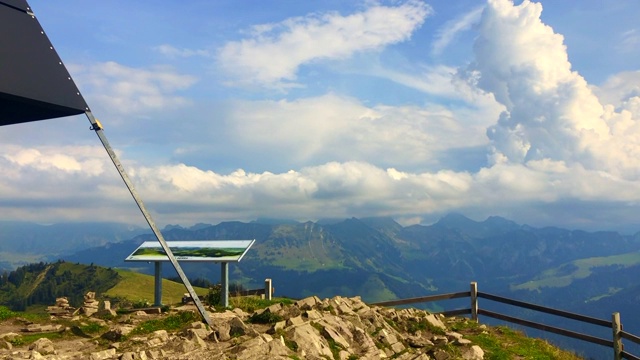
[
  {"x1": 265, "y1": 278, "x2": 272, "y2": 300},
  {"x1": 613, "y1": 312, "x2": 622, "y2": 360},
  {"x1": 470, "y1": 282, "x2": 478, "y2": 321},
  {"x1": 221, "y1": 262, "x2": 229, "y2": 307},
  {"x1": 85, "y1": 111, "x2": 211, "y2": 326},
  {"x1": 154, "y1": 262, "x2": 162, "y2": 307}
]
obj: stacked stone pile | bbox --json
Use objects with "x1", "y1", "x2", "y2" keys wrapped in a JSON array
[
  {"x1": 46, "y1": 297, "x2": 75, "y2": 317},
  {"x1": 1, "y1": 295, "x2": 486, "y2": 359},
  {"x1": 81, "y1": 292, "x2": 100, "y2": 317}
]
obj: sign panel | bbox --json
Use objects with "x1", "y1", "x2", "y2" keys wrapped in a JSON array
[{"x1": 125, "y1": 240, "x2": 255, "y2": 262}]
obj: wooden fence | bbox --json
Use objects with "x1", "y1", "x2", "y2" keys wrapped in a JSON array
[
  {"x1": 183, "y1": 278, "x2": 274, "y2": 304},
  {"x1": 370, "y1": 282, "x2": 640, "y2": 360},
  {"x1": 232, "y1": 278, "x2": 273, "y2": 299}
]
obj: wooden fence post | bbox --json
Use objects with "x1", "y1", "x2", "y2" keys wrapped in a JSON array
[
  {"x1": 613, "y1": 312, "x2": 622, "y2": 360},
  {"x1": 471, "y1": 282, "x2": 478, "y2": 322},
  {"x1": 265, "y1": 278, "x2": 273, "y2": 301}
]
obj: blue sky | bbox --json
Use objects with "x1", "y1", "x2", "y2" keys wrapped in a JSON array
[{"x1": 2, "y1": 0, "x2": 640, "y2": 231}]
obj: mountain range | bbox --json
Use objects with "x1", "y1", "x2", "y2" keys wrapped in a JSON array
[{"x1": 2, "y1": 214, "x2": 640, "y2": 357}]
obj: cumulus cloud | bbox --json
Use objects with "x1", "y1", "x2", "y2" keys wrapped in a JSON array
[
  {"x1": 3, "y1": 145, "x2": 106, "y2": 176},
  {"x1": 5, "y1": 142, "x2": 640, "y2": 229},
  {"x1": 0, "y1": 144, "x2": 133, "y2": 222},
  {"x1": 594, "y1": 70, "x2": 640, "y2": 108},
  {"x1": 69, "y1": 61, "x2": 198, "y2": 115},
  {"x1": 463, "y1": 0, "x2": 640, "y2": 180},
  {"x1": 217, "y1": 0, "x2": 431, "y2": 89}
]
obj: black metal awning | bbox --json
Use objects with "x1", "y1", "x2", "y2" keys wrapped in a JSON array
[{"x1": 0, "y1": 0, "x2": 88, "y2": 125}]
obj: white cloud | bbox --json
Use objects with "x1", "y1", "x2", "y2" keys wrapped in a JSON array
[
  {"x1": 3, "y1": 145, "x2": 106, "y2": 176},
  {"x1": 69, "y1": 62, "x2": 198, "y2": 115},
  {"x1": 594, "y1": 70, "x2": 640, "y2": 108},
  {"x1": 5, "y1": 143, "x2": 640, "y2": 229},
  {"x1": 464, "y1": 0, "x2": 640, "y2": 180},
  {"x1": 223, "y1": 93, "x2": 494, "y2": 170},
  {"x1": 618, "y1": 29, "x2": 640, "y2": 53},
  {"x1": 217, "y1": 0, "x2": 431, "y2": 89},
  {"x1": 432, "y1": 6, "x2": 483, "y2": 56},
  {"x1": 5, "y1": 0, "x2": 640, "y2": 231},
  {"x1": 154, "y1": 44, "x2": 211, "y2": 58}
]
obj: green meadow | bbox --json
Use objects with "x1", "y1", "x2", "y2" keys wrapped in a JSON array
[{"x1": 512, "y1": 251, "x2": 640, "y2": 292}]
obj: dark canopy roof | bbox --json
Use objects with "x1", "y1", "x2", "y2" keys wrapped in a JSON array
[{"x1": 0, "y1": 0, "x2": 88, "y2": 126}]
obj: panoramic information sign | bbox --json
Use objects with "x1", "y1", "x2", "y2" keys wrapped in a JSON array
[{"x1": 125, "y1": 240, "x2": 255, "y2": 262}]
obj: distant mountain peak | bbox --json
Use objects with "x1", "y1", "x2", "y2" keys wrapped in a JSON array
[
  {"x1": 483, "y1": 216, "x2": 519, "y2": 227},
  {"x1": 433, "y1": 213, "x2": 522, "y2": 239},
  {"x1": 436, "y1": 213, "x2": 478, "y2": 227}
]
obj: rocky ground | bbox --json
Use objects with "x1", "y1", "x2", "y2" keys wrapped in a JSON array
[{"x1": 0, "y1": 294, "x2": 538, "y2": 359}]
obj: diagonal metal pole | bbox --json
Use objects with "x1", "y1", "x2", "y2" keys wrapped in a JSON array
[{"x1": 85, "y1": 111, "x2": 212, "y2": 327}]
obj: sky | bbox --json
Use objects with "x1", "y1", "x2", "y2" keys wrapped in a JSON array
[{"x1": 2, "y1": 0, "x2": 640, "y2": 232}]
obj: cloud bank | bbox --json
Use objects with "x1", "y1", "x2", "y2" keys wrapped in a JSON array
[{"x1": 3, "y1": 0, "x2": 640, "y2": 231}]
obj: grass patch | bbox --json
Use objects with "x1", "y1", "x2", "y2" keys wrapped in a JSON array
[
  {"x1": 79, "y1": 322, "x2": 107, "y2": 334},
  {"x1": 247, "y1": 311, "x2": 284, "y2": 324},
  {"x1": 0, "y1": 306, "x2": 17, "y2": 321},
  {"x1": 227, "y1": 295, "x2": 293, "y2": 313},
  {"x1": 0, "y1": 305, "x2": 48, "y2": 323},
  {"x1": 405, "y1": 318, "x2": 446, "y2": 336},
  {"x1": 129, "y1": 311, "x2": 198, "y2": 336},
  {"x1": 275, "y1": 328, "x2": 299, "y2": 353},
  {"x1": 10, "y1": 332, "x2": 64, "y2": 346},
  {"x1": 463, "y1": 325, "x2": 582, "y2": 360},
  {"x1": 105, "y1": 269, "x2": 208, "y2": 305},
  {"x1": 327, "y1": 337, "x2": 344, "y2": 360}
]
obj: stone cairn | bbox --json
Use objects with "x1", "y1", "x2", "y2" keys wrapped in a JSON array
[
  {"x1": 81, "y1": 291, "x2": 100, "y2": 317},
  {"x1": 46, "y1": 297, "x2": 75, "y2": 317}
]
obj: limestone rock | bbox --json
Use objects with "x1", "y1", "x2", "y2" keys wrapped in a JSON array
[
  {"x1": 28, "y1": 338, "x2": 55, "y2": 355},
  {"x1": 0, "y1": 332, "x2": 21, "y2": 341},
  {"x1": 295, "y1": 296, "x2": 321, "y2": 310},
  {"x1": 89, "y1": 348, "x2": 116, "y2": 360},
  {"x1": 101, "y1": 325, "x2": 135, "y2": 341},
  {"x1": 287, "y1": 323, "x2": 334, "y2": 358},
  {"x1": 23, "y1": 324, "x2": 63, "y2": 333},
  {"x1": 0, "y1": 294, "x2": 506, "y2": 359},
  {"x1": 235, "y1": 334, "x2": 293, "y2": 360}
]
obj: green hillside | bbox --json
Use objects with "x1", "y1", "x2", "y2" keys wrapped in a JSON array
[
  {"x1": 512, "y1": 251, "x2": 640, "y2": 291},
  {"x1": 105, "y1": 269, "x2": 208, "y2": 305},
  {"x1": 0, "y1": 261, "x2": 208, "y2": 311},
  {"x1": 0, "y1": 261, "x2": 119, "y2": 310}
]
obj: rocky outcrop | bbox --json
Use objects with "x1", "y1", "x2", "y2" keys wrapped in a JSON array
[{"x1": 0, "y1": 295, "x2": 490, "y2": 359}]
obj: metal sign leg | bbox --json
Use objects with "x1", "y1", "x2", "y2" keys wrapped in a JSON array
[
  {"x1": 154, "y1": 262, "x2": 162, "y2": 307},
  {"x1": 221, "y1": 262, "x2": 229, "y2": 308}
]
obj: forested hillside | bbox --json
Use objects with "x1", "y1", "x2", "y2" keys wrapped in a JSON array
[{"x1": 0, "y1": 261, "x2": 120, "y2": 310}]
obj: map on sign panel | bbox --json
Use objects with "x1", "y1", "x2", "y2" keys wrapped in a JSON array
[{"x1": 125, "y1": 240, "x2": 255, "y2": 262}]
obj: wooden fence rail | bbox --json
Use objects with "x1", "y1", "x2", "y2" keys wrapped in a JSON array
[
  {"x1": 231, "y1": 278, "x2": 273, "y2": 299},
  {"x1": 369, "y1": 282, "x2": 637, "y2": 360}
]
